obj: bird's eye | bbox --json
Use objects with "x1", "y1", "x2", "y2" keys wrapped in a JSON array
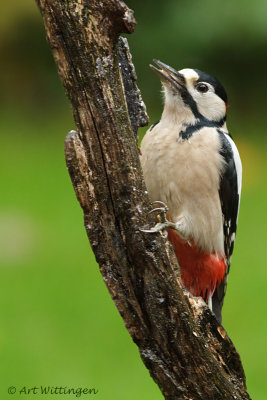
[{"x1": 196, "y1": 83, "x2": 209, "y2": 93}]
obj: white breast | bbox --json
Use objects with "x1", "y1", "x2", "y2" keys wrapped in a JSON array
[{"x1": 140, "y1": 122, "x2": 225, "y2": 255}]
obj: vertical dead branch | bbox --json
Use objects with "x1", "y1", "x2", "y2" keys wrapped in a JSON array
[{"x1": 36, "y1": 1, "x2": 251, "y2": 399}]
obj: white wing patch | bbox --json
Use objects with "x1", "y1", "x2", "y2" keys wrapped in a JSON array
[
  {"x1": 223, "y1": 133, "x2": 242, "y2": 218},
  {"x1": 217, "y1": 129, "x2": 242, "y2": 266}
]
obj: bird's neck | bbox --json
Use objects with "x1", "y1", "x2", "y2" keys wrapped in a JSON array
[
  {"x1": 161, "y1": 102, "x2": 228, "y2": 132},
  {"x1": 161, "y1": 103, "x2": 196, "y2": 128}
]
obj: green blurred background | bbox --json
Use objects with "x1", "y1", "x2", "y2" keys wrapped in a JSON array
[{"x1": 0, "y1": 1, "x2": 266, "y2": 399}]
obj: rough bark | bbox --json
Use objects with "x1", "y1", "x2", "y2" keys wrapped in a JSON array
[{"x1": 36, "y1": 1, "x2": 251, "y2": 399}]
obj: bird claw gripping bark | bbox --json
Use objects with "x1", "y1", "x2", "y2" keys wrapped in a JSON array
[{"x1": 140, "y1": 201, "x2": 178, "y2": 238}]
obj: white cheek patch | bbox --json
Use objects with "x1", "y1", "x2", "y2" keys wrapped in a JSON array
[
  {"x1": 186, "y1": 84, "x2": 226, "y2": 121},
  {"x1": 197, "y1": 94, "x2": 226, "y2": 120},
  {"x1": 178, "y1": 69, "x2": 226, "y2": 121}
]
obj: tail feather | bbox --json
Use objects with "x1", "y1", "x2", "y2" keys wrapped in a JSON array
[{"x1": 211, "y1": 276, "x2": 228, "y2": 324}]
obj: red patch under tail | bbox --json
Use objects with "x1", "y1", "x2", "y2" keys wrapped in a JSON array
[{"x1": 167, "y1": 229, "x2": 226, "y2": 302}]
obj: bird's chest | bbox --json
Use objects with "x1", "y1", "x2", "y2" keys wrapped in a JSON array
[{"x1": 140, "y1": 125, "x2": 223, "y2": 216}]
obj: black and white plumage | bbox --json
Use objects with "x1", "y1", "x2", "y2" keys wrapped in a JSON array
[
  {"x1": 140, "y1": 60, "x2": 242, "y2": 323},
  {"x1": 213, "y1": 130, "x2": 242, "y2": 319}
]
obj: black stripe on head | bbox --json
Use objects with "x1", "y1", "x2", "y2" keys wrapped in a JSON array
[
  {"x1": 194, "y1": 69, "x2": 228, "y2": 104},
  {"x1": 180, "y1": 90, "x2": 202, "y2": 119}
]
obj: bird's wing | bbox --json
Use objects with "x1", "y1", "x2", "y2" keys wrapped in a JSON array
[{"x1": 212, "y1": 130, "x2": 242, "y2": 323}]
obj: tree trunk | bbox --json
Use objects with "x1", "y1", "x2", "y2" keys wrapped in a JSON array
[{"x1": 36, "y1": 1, "x2": 251, "y2": 399}]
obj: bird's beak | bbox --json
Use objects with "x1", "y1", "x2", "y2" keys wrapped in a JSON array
[{"x1": 150, "y1": 59, "x2": 185, "y2": 90}]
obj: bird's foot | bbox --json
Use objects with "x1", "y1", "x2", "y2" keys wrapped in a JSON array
[{"x1": 140, "y1": 201, "x2": 185, "y2": 239}]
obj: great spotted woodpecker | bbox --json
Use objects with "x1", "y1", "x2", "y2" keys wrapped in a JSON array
[{"x1": 140, "y1": 60, "x2": 242, "y2": 323}]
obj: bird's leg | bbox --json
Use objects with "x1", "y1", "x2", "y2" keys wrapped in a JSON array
[{"x1": 141, "y1": 201, "x2": 186, "y2": 239}]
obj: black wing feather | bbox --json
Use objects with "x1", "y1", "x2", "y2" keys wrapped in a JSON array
[{"x1": 212, "y1": 130, "x2": 240, "y2": 323}]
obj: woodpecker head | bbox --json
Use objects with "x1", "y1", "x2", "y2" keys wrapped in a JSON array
[{"x1": 150, "y1": 59, "x2": 228, "y2": 125}]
